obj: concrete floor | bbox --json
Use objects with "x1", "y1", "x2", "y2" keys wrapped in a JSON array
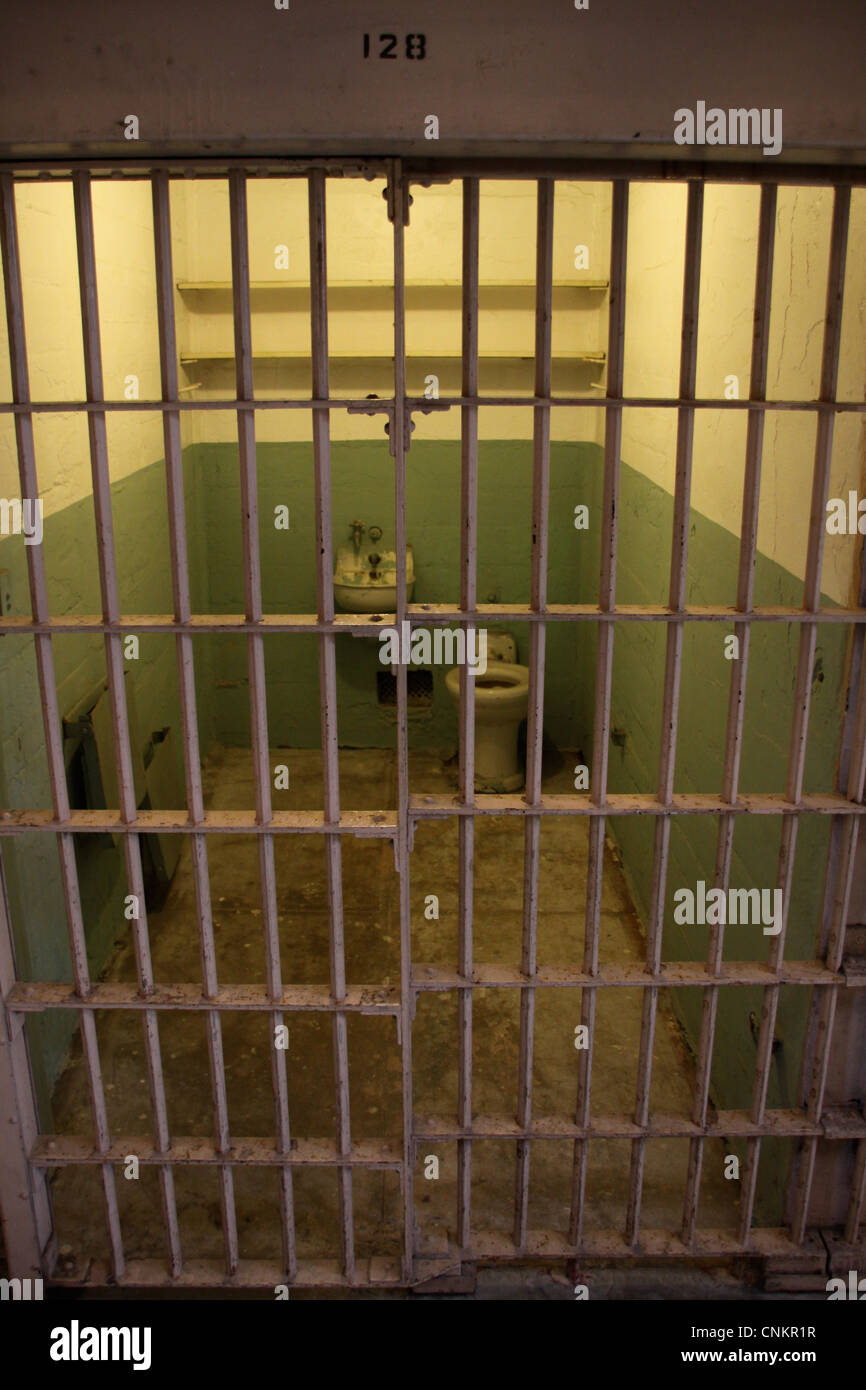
[{"x1": 47, "y1": 746, "x2": 738, "y2": 1276}]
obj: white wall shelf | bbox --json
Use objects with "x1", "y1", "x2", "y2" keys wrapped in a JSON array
[
  {"x1": 177, "y1": 279, "x2": 610, "y2": 291},
  {"x1": 180, "y1": 349, "x2": 606, "y2": 364}
]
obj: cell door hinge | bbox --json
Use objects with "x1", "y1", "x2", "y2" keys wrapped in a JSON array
[
  {"x1": 820, "y1": 1104, "x2": 866, "y2": 1140},
  {"x1": 842, "y1": 954, "x2": 866, "y2": 986},
  {"x1": 1, "y1": 1006, "x2": 26, "y2": 1045}
]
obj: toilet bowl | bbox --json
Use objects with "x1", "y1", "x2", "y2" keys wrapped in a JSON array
[{"x1": 444, "y1": 632, "x2": 530, "y2": 792}]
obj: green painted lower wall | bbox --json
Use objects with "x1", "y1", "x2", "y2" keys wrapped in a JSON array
[
  {"x1": 0, "y1": 460, "x2": 193, "y2": 1108},
  {"x1": 572, "y1": 454, "x2": 849, "y2": 1222}
]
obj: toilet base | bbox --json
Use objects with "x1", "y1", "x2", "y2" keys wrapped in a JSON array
[
  {"x1": 474, "y1": 720, "x2": 525, "y2": 792},
  {"x1": 474, "y1": 768, "x2": 525, "y2": 793}
]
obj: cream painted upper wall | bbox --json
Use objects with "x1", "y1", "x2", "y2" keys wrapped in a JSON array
[
  {"x1": 621, "y1": 185, "x2": 866, "y2": 603},
  {"x1": 0, "y1": 181, "x2": 164, "y2": 514},
  {"x1": 0, "y1": 0, "x2": 864, "y2": 158}
]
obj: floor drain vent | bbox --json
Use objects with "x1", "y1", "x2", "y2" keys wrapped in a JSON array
[{"x1": 377, "y1": 670, "x2": 433, "y2": 707}]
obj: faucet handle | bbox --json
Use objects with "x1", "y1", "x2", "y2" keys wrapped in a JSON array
[{"x1": 368, "y1": 524, "x2": 382, "y2": 542}]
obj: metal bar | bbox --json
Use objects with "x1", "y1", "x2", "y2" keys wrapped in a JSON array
[
  {"x1": 308, "y1": 168, "x2": 354, "y2": 1281},
  {"x1": 31, "y1": 1137, "x2": 404, "y2": 1166},
  {"x1": 227, "y1": 169, "x2": 295, "y2": 1278},
  {"x1": 73, "y1": 167, "x2": 161, "y2": 1282},
  {"x1": 5, "y1": 959, "x2": 842, "y2": 1008},
  {"x1": 390, "y1": 158, "x2": 416, "y2": 1285},
  {"x1": 456, "y1": 176, "x2": 479, "y2": 1252},
  {"x1": 0, "y1": 847, "x2": 52, "y2": 1275},
  {"x1": 5, "y1": 604, "x2": 866, "y2": 637},
  {"x1": 24, "y1": 1229, "x2": 813, "y2": 1290},
  {"x1": 787, "y1": 187, "x2": 853, "y2": 1246},
  {"x1": 627, "y1": 181, "x2": 703, "y2": 1248},
  {"x1": 569, "y1": 177, "x2": 629, "y2": 1249},
  {"x1": 514, "y1": 178, "x2": 553, "y2": 1250},
  {"x1": 149, "y1": 168, "x2": 204, "y2": 1279},
  {"x1": 27, "y1": 1107, "x2": 837, "y2": 1160},
  {"x1": 30, "y1": 1228, "x2": 813, "y2": 1290},
  {"x1": 2, "y1": 394, "x2": 865, "y2": 416},
  {"x1": 685, "y1": 183, "x2": 776, "y2": 1248},
  {"x1": 7, "y1": 982, "x2": 402, "y2": 1012},
  {"x1": 412, "y1": 1108, "x2": 835, "y2": 1140},
  {"x1": 0, "y1": 171, "x2": 119, "y2": 1279},
  {"x1": 149, "y1": 178, "x2": 230, "y2": 1266},
  {"x1": 76, "y1": 167, "x2": 180, "y2": 1279},
  {"x1": 9, "y1": 790, "x2": 866, "y2": 838},
  {"x1": 846, "y1": 1138, "x2": 866, "y2": 1243},
  {"x1": 8, "y1": 153, "x2": 866, "y2": 186}
]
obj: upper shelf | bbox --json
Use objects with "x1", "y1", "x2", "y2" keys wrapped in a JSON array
[
  {"x1": 179, "y1": 350, "x2": 607, "y2": 365},
  {"x1": 176, "y1": 279, "x2": 610, "y2": 292}
]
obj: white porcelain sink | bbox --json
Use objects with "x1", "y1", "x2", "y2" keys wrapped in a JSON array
[{"x1": 333, "y1": 544, "x2": 414, "y2": 613}]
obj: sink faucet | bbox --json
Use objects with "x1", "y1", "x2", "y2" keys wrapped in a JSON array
[{"x1": 350, "y1": 519, "x2": 365, "y2": 553}]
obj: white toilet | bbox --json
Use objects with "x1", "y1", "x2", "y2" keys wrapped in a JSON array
[{"x1": 444, "y1": 631, "x2": 530, "y2": 792}]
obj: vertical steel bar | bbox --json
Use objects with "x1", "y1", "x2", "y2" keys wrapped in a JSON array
[
  {"x1": 0, "y1": 174, "x2": 94, "y2": 1273},
  {"x1": 146, "y1": 168, "x2": 211, "y2": 1278},
  {"x1": 457, "y1": 176, "x2": 479, "y2": 1252},
  {"x1": 846, "y1": 1139, "x2": 866, "y2": 1244},
  {"x1": 308, "y1": 169, "x2": 354, "y2": 1279},
  {"x1": 149, "y1": 175, "x2": 231, "y2": 1265},
  {"x1": 0, "y1": 186, "x2": 100, "y2": 1241},
  {"x1": 229, "y1": 169, "x2": 295, "y2": 1277},
  {"x1": 73, "y1": 168, "x2": 168, "y2": 1280},
  {"x1": 0, "y1": 845, "x2": 52, "y2": 1275},
  {"x1": 626, "y1": 180, "x2": 703, "y2": 1247},
  {"x1": 788, "y1": 186, "x2": 852, "y2": 1245},
  {"x1": 683, "y1": 183, "x2": 776, "y2": 1246},
  {"x1": 514, "y1": 178, "x2": 553, "y2": 1250},
  {"x1": 160, "y1": 169, "x2": 240, "y2": 1275},
  {"x1": 569, "y1": 178, "x2": 628, "y2": 1248},
  {"x1": 390, "y1": 160, "x2": 416, "y2": 1282}
]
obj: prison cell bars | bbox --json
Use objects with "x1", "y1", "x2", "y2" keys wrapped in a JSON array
[
  {"x1": 621, "y1": 182, "x2": 703, "y2": 1246},
  {"x1": 0, "y1": 172, "x2": 62, "y2": 1277},
  {"x1": 681, "y1": 182, "x2": 777, "y2": 1249},
  {"x1": 152, "y1": 170, "x2": 230, "y2": 1280},
  {"x1": 0, "y1": 163, "x2": 865, "y2": 1285},
  {"x1": 512, "y1": 178, "x2": 554, "y2": 1251},
  {"x1": 2, "y1": 396, "x2": 865, "y2": 420},
  {"x1": 750, "y1": 187, "x2": 854, "y2": 1249},
  {"x1": 568, "y1": 178, "x2": 628, "y2": 1250},
  {"x1": 841, "y1": 526, "x2": 866, "y2": 1247},
  {"x1": 457, "y1": 175, "x2": 480, "y2": 1252},
  {"x1": 390, "y1": 160, "x2": 416, "y2": 1283},
  {"x1": 790, "y1": 185, "x2": 856, "y2": 1245},
  {"x1": 230, "y1": 170, "x2": 299, "y2": 1278},
  {"x1": 308, "y1": 168, "x2": 357, "y2": 1279}
]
